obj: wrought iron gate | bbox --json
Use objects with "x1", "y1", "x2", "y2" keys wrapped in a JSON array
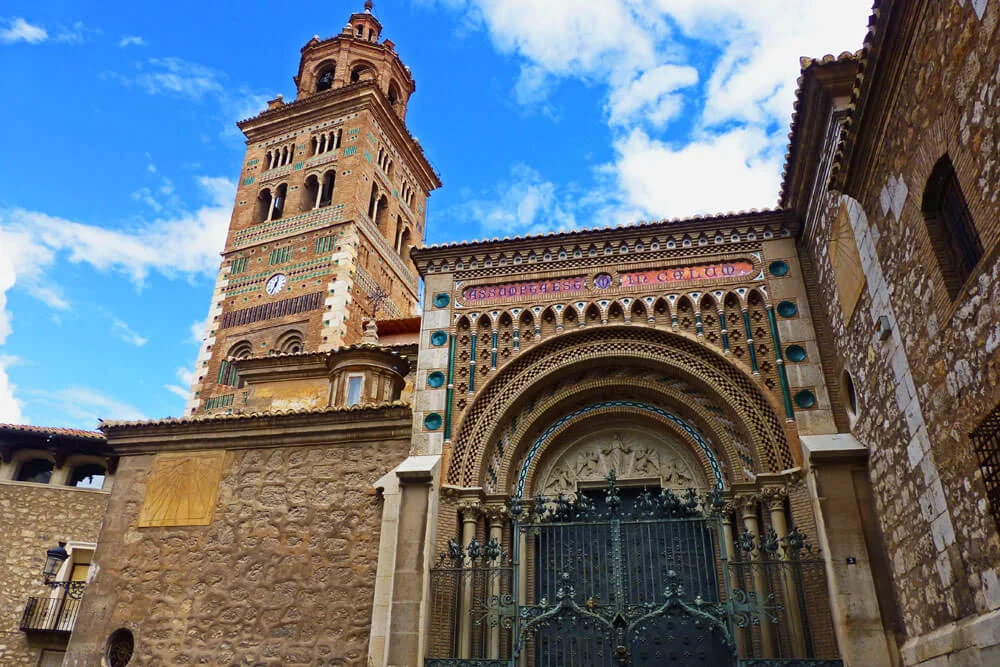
[{"x1": 427, "y1": 473, "x2": 841, "y2": 667}]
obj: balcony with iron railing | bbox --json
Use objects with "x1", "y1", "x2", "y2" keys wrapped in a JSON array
[{"x1": 20, "y1": 582, "x2": 86, "y2": 635}]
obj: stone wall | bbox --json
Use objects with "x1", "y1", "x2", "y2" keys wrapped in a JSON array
[
  {"x1": 800, "y1": 0, "x2": 1000, "y2": 660},
  {"x1": 0, "y1": 481, "x2": 109, "y2": 666},
  {"x1": 65, "y1": 436, "x2": 410, "y2": 666}
]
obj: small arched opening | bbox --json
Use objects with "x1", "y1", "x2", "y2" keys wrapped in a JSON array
[
  {"x1": 256, "y1": 188, "x2": 272, "y2": 223},
  {"x1": 315, "y1": 66, "x2": 336, "y2": 92},
  {"x1": 16, "y1": 458, "x2": 54, "y2": 484},
  {"x1": 271, "y1": 183, "x2": 287, "y2": 220},
  {"x1": 68, "y1": 463, "x2": 107, "y2": 489}
]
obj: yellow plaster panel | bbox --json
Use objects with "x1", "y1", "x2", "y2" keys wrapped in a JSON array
[
  {"x1": 830, "y1": 203, "x2": 866, "y2": 325},
  {"x1": 253, "y1": 378, "x2": 330, "y2": 411},
  {"x1": 138, "y1": 451, "x2": 226, "y2": 528}
]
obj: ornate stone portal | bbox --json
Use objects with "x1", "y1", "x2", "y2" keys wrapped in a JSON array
[{"x1": 533, "y1": 427, "x2": 709, "y2": 497}]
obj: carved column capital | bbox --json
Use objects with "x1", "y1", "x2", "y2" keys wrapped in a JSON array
[
  {"x1": 482, "y1": 504, "x2": 508, "y2": 523},
  {"x1": 760, "y1": 486, "x2": 788, "y2": 511},
  {"x1": 457, "y1": 499, "x2": 482, "y2": 517}
]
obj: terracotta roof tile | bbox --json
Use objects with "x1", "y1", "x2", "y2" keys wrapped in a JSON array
[
  {"x1": 778, "y1": 50, "x2": 862, "y2": 207},
  {"x1": 99, "y1": 400, "x2": 410, "y2": 431},
  {"x1": 414, "y1": 208, "x2": 788, "y2": 255},
  {"x1": 0, "y1": 423, "x2": 106, "y2": 441}
]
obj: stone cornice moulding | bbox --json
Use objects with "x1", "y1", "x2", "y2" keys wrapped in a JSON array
[
  {"x1": 102, "y1": 405, "x2": 413, "y2": 455},
  {"x1": 413, "y1": 211, "x2": 798, "y2": 276}
]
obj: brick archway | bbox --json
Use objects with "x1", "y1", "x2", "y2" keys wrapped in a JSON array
[{"x1": 447, "y1": 326, "x2": 794, "y2": 489}]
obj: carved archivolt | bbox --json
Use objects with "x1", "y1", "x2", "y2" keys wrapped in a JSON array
[{"x1": 534, "y1": 428, "x2": 708, "y2": 498}]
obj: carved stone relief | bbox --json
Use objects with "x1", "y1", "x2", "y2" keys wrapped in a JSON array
[{"x1": 534, "y1": 427, "x2": 707, "y2": 497}]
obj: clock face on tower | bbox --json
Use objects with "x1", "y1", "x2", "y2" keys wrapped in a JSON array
[{"x1": 265, "y1": 273, "x2": 287, "y2": 295}]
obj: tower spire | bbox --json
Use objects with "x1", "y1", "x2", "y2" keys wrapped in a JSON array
[{"x1": 364, "y1": 0, "x2": 374, "y2": 11}]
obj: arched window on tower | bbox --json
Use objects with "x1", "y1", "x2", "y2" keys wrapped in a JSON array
[
  {"x1": 368, "y1": 183, "x2": 380, "y2": 219},
  {"x1": 334, "y1": 128, "x2": 343, "y2": 149},
  {"x1": 351, "y1": 64, "x2": 373, "y2": 84},
  {"x1": 398, "y1": 227, "x2": 412, "y2": 260},
  {"x1": 316, "y1": 66, "x2": 335, "y2": 92},
  {"x1": 394, "y1": 216, "x2": 404, "y2": 252},
  {"x1": 387, "y1": 81, "x2": 400, "y2": 107},
  {"x1": 256, "y1": 188, "x2": 273, "y2": 223},
  {"x1": 302, "y1": 175, "x2": 320, "y2": 212},
  {"x1": 272, "y1": 183, "x2": 287, "y2": 220},
  {"x1": 922, "y1": 155, "x2": 983, "y2": 299},
  {"x1": 275, "y1": 329, "x2": 304, "y2": 355},
  {"x1": 375, "y1": 193, "x2": 390, "y2": 235},
  {"x1": 320, "y1": 170, "x2": 336, "y2": 207}
]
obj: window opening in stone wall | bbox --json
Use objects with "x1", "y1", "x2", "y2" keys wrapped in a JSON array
[
  {"x1": 256, "y1": 189, "x2": 272, "y2": 223},
  {"x1": 922, "y1": 155, "x2": 983, "y2": 299},
  {"x1": 69, "y1": 463, "x2": 106, "y2": 489},
  {"x1": 16, "y1": 458, "x2": 54, "y2": 484},
  {"x1": 970, "y1": 401, "x2": 1000, "y2": 532},
  {"x1": 316, "y1": 66, "x2": 335, "y2": 92},
  {"x1": 346, "y1": 375, "x2": 363, "y2": 406},
  {"x1": 105, "y1": 628, "x2": 134, "y2": 667},
  {"x1": 272, "y1": 183, "x2": 287, "y2": 220},
  {"x1": 843, "y1": 369, "x2": 858, "y2": 420}
]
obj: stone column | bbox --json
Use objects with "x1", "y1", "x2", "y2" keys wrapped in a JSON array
[
  {"x1": 765, "y1": 488, "x2": 807, "y2": 657},
  {"x1": 387, "y1": 467, "x2": 434, "y2": 666},
  {"x1": 266, "y1": 192, "x2": 278, "y2": 221},
  {"x1": 457, "y1": 499, "x2": 481, "y2": 659},
  {"x1": 485, "y1": 506, "x2": 506, "y2": 659},
  {"x1": 741, "y1": 496, "x2": 777, "y2": 658},
  {"x1": 722, "y1": 509, "x2": 749, "y2": 657},
  {"x1": 314, "y1": 179, "x2": 324, "y2": 209}
]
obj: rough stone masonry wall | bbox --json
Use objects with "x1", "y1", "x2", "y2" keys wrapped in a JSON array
[
  {"x1": 0, "y1": 482, "x2": 109, "y2": 666},
  {"x1": 64, "y1": 436, "x2": 410, "y2": 666},
  {"x1": 801, "y1": 0, "x2": 1000, "y2": 645}
]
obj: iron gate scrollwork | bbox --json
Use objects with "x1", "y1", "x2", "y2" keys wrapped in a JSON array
[{"x1": 427, "y1": 472, "x2": 842, "y2": 667}]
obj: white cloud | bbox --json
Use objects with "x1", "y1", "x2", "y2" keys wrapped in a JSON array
[
  {"x1": 176, "y1": 366, "x2": 194, "y2": 385},
  {"x1": 132, "y1": 57, "x2": 225, "y2": 99},
  {"x1": 190, "y1": 316, "x2": 209, "y2": 345},
  {"x1": 110, "y1": 316, "x2": 148, "y2": 347},
  {"x1": 53, "y1": 21, "x2": 91, "y2": 44},
  {"x1": 119, "y1": 35, "x2": 145, "y2": 47},
  {"x1": 0, "y1": 17, "x2": 47, "y2": 44},
  {"x1": 164, "y1": 366, "x2": 194, "y2": 401},
  {"x1": 25, "y1": 386, "x2": 145, "y2": 427},
  {"x1": 613, "y1": 126, "x2": 783, "y2": 219},
  {"x1": 164, "y1": 384, "x2": 188, "y2": 399},
  {"x1": 430, "y1": 0, "x2": 871, "y2": 222},
  {"x1": 0, "y1": 259, "x2": 22, "y2": 422},
  {"x1": 0, "y1": 177, "x2": 232, "y2": 421},
  {"x1": 608, "y1": 64, "x2": 699, "y2": 128},
  {"x1": 1, "y1": 176, "x2": 233, "y2": 286},
  {"x1": 452, "y1": 164, "x2": 577, "y2": 237}
]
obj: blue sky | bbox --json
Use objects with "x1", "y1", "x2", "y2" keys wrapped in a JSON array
[{"x1": 0, "y1": 0, "x2": 872, "y2": 429}]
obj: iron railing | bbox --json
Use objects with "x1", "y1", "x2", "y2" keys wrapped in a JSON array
[{"x1": 20, "y1": 586, "x2": 85, "y2": 633}]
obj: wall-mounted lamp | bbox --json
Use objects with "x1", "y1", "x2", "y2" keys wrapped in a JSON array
[{"x1": 42, "y1": 542, "x2": 69, "y2": 583}]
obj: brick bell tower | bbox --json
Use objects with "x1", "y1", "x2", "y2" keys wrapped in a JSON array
[{"x1": 186, "y1": 1, "x2": 441, "y2": 415}]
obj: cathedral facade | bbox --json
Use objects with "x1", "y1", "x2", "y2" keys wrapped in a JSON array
[{"x1": 2, "y1": 1, "x2": 1000, "y2": 666}]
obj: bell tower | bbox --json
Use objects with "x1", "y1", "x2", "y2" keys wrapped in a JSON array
[{"x1": 186, "y1": 1, "x2": 441, "y2": 415}]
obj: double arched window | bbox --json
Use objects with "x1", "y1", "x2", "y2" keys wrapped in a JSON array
[{"x1": 922, "y1": 155, "x2": 983, "y2": 299}]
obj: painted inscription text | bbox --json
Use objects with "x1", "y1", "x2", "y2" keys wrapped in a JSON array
[
  {"x1": 620, "y1": 260, "x2": 754, "y2": 286},
  {"x1": 462, "y1": 277, "x2": 587, "y2": 303}
]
